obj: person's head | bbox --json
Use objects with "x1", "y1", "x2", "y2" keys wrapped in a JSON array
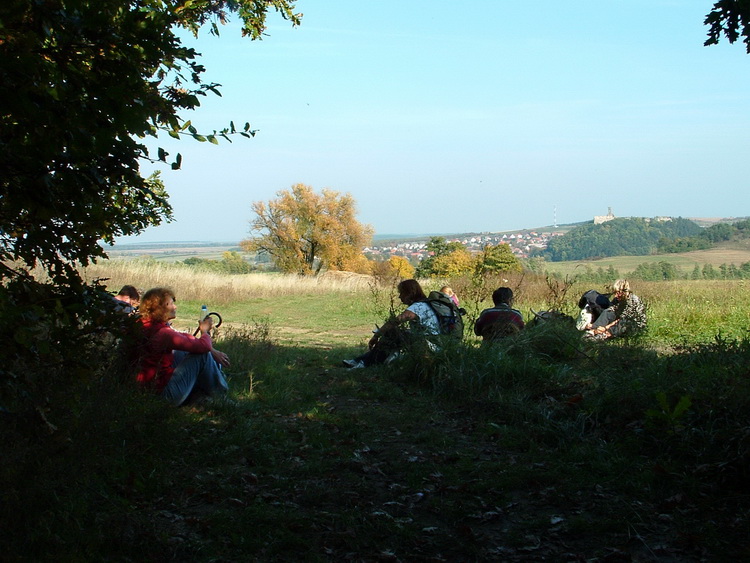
[
  {"x1": 611, "y1": 279, "x2": 631, "y2": 296},
  {"x1": 440, "y1": 285, "x2": 455, "y2": 297},
  {"x1": 139, "y1": 287, "x2": 177, "y2": 322},
  {"x1": 492, "y1": 287, "x2": 514, "y2": 306},
  {"x1": 397, "y1": 279, "x2": 427, "y2": 305},
  {"x1": 116, "y1": 285, "x2": 140, "y2": 306}
]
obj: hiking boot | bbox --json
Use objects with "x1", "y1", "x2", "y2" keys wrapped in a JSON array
[{"x1": 342, "y1": 359, "x2": 365, "y2": 369}]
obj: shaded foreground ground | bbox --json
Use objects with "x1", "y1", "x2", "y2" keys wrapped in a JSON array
[{"x1": 3, "y1": 333, "x2": 749, "y2": 561}]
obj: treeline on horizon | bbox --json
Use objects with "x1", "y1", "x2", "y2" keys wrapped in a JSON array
[
  {"x1": 558, "y1": 260, "x2": 750, "y2": 283},
  {"x1": 534, "y1": 217, "x2": 750, "y2": 262},
  {"x1": 167, "y1": 217, "x2": 750, "y2": 283}
]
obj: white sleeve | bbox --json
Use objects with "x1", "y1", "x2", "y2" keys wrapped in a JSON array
[{"x1": 576, "y1": 307, "x2": 592, "y2": 331}]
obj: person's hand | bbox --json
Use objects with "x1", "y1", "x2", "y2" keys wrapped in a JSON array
[
  {"x1": 212, "y1": 349, "x2": 230, "y2": 368},
  {"x1": 198, "y1": 316, "x2": 214, "y2": 334},
  {"x1": 368, "y1": 335, "x2": 379, "y2": 349}
]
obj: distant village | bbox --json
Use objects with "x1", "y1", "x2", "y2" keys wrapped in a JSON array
[
  {"x1": 111, "y1": 209, "x2": 728, "y2": 264},
  {"x1": 364, "y1": 229, "x2": 566, "y2": 263},
  {"x1": 365, "y1": 208, "x2": 679, "y2": 264}
]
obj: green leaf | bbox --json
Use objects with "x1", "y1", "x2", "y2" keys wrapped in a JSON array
[
  {"x1": 171, "y1": 153, "x2": 183, "y2": 170},
  {"x1": 672, "y1": 395, "x2": 692, "y2": 419}
]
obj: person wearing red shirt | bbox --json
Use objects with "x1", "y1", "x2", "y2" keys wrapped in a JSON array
[{"x1": 136, "y1": 287, "x2": 229, "y2": 406}]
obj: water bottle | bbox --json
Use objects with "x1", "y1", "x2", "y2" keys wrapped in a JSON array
[{"x1": 200, "y1": 304, "x2": 208, "y2": 321}]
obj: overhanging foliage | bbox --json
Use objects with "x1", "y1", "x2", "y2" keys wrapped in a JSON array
[{"x1": 0, "y1": 0, "x2": 300, "y2": 283}]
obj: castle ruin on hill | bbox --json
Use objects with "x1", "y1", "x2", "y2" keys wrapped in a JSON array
[{"x1": 594, "y1": 207, "x2": 615, "y2": 225}]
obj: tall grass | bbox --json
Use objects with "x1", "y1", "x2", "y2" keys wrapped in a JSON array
[
  {"x1": 82, "y1": 259, "x2": 375, "y2": 302},
  {"x1": 5, "y1": 261, "x2": 750, "y2": 560},
  {"x1": 82, "y1": 260, "x2": 750, "y2": 347}
]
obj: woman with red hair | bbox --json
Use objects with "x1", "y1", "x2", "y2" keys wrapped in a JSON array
[{"x1": 136, "y1": 287, "x2": 229, "y2": 406}]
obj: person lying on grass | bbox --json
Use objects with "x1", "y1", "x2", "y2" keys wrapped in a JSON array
[
  {"x1": 342, "y1": 279, "x2": 441, "y2": 369},
  {"x1": 135, "y1": 287, "x2": 229, "y2": 406}
]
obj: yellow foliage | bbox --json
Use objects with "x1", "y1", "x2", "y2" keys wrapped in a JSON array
[
  {"x1": 243, "y1": 183, "x2": 373, "y2": 275},
  {"x1": 388, "y1": 256, "x2": 415, "y2": 279},
  {"x1": 431, "y1": 248, "x2": 474, "y2": 278},
  {"x1": 329, "y1": 252, "x2": 372, "y2": 275}
]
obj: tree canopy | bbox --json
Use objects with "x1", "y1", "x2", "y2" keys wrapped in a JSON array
[
  {"x1": 705, "y1": 1, "x2": 750, "y2": 53},
  {"x1": 0, "y1": 1, "x2": 300, "y2": 408},
  {"x1": 415, "y1": 237, "x2": 467, "y2": 278},
  {"x1": 243, "y1": 184, "x2": 374, "y2": 275},
  {"x1": 475, "y1": 243, "x2": 523, "y2": 275},
  {"x1": 0, "y1": 0, "x2": 300, "y2": 283},
  {"x1": 536, "y1": 218, "x2": 703, "y2": 262},
  {"x1": 416, "y1": 237, "x2": 523, "y2": 279}
]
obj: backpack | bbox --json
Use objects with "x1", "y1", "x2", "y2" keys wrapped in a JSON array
[
  {"x1": 529, "y1": 309, "x2": 575, "y2": 328},
  {"x1": 422, "y1": 291, "x2": 465, "y2": 339},
  {"x1": 577, "y1": 290, "x2": 612, "y2": 322}
]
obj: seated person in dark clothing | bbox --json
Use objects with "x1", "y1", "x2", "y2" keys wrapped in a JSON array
[
  {"x1": 113, "y1": 284, "x2": 140, "y2": 315},
  {"x1": 576, "y1": 289, "x2": 611, "y2": 331},
  {"x1": 585, "y1": 279, "x2": 646, "y2": 340},
  {"x1": 474, "y1": 287, "x2": 525, "y2": 342},
  {"x1": 342, "y1": 279, "x2": 441, "y2": 369}
]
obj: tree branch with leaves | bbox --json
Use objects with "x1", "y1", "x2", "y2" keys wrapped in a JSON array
[{"x1": 0, "y1": 0, "x2": 300, "y2": 284}]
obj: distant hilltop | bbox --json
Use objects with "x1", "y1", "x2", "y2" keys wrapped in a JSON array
[
  {"x1": 592, "y1": 208, "x2": 746, "y2": 227},
  {"x1": 688, "y1": 216, "x2": 749, "y2": 227},
  {"x1": 110, "y1": 216, "x2": 748, "y2": 250}
]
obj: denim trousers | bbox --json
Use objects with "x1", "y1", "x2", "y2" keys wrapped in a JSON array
[{"x1": 162, "y1": 350, "x2": 228, "y2": 406}]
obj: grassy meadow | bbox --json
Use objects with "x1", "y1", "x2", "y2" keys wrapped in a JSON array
[
  {"x1": 541, "y1": 238, "x2": 750, "y2": 277},
  {"x1": 83, "y1": 258, "x2": 750, "y2": 347},
  {"x1": 3, "y1": 259, "x2": 750, "y2": 561}
]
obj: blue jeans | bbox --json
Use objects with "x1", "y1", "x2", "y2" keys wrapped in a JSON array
[{"x1": 162, "y1": 351, "x2": 228, "y2": 407}]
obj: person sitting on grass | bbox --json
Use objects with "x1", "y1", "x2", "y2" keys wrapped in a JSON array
[
  {"x1": 440, "y1": 285, "x2": 460, "y2": 307},
  {"x1": 135, "y1": 287, "x2": 230, "y2": 406},
  {"x1": 112, "y1": 284, "x2": 140, "y2": 315},
  {"x1": 585, "y1": 279, "x2": 646, "y2": 340},
  {"x1": 342, "y1": 279, "x2": 441, "y2": 369},
  {"x1": 474, "y1": 287, "x2": 525, "y2": 342}
]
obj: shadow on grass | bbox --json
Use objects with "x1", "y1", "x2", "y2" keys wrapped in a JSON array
[{"x1": 3, "y1": 327, "x2": 750, "y2": 560}]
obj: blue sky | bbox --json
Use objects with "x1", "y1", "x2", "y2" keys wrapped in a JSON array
[{"x1": 119, "y1": 1, "x2": 750, "y2": 244}]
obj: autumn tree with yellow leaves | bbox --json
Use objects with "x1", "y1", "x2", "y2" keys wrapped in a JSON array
[
  {"x1": 243, "y1": 184, "x2": 373, "y2": 275},
  {"x1": 474, "y1": 243, "x2": 523, "y2": 275}
]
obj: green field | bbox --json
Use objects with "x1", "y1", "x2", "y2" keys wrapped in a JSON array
[
  {"x1": 542, "y1": 239, "x2": 750, "y2": 276},
  {"x1": 107, "y1": 237, "x2": 750, "y2": 278},
  {"x1": 4, "y1": 263, "x2": 750, "y2": 561},
  {"x1": 106, "y1": 242, "x2": 244, "y2": 262}
]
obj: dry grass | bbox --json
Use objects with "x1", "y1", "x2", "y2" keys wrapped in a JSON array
[
  {"x1": 83, "y1": 259, "x2": 377, "y2": 303},
  {"x1": 80, "y1": 260, "x2": 750, "y2": 347}
]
